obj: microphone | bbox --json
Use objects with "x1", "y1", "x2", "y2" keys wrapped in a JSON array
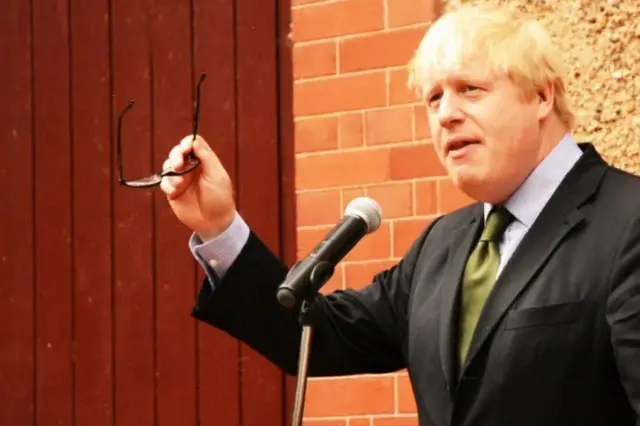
[{"x1": 277, "y1": 196, "x2": 383, "y2": 308}]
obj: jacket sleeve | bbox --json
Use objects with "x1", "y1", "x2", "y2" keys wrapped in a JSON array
[
  {"x1": 607, "y1": 210, "x2": 640, "y2": 419},
  {"x1": 191, "y1": 219, "x2": 438, "y2": 377}
]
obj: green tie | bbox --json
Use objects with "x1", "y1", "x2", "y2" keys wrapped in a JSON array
[{"x1": 458, "y1": 206, "x2": 514, "y2": 367}]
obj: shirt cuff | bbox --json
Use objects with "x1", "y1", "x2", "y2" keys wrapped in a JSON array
[{"x1": 189, "y1": 212, "x2": 250, "y2": 283}]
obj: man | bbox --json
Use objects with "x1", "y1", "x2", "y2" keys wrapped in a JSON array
[{"x1": 160, "y1": 4, "x2": 640, "y2": 425}]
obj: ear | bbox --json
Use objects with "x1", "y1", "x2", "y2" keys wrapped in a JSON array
[{"x1": 536, "y1": 81, "x2": 555, "y2": 120}]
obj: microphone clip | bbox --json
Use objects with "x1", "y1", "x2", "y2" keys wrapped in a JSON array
[{"x1": 277, "y1": 259, "x2": 335, "y2": 309}]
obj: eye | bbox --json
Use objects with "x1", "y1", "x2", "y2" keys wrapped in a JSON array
[
  {"x1": 464, "y1": 85, "x2": 480, "y2": 92},
  {"x1": 427, "y1": 92, "x2": 442, "y2": 108}
]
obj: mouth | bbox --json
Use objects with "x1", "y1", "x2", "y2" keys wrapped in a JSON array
[{"x1": 445, "y1": 137, "x2": 481, "y2": 156}]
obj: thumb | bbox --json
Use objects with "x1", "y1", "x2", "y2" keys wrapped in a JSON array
[{"x1": 192, "y1": 135, "x2": 223, "y2": 176}]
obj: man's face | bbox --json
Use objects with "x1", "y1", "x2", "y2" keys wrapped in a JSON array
[{"x1": 424, "y1": 60, "x2": 546, "y2": 204}]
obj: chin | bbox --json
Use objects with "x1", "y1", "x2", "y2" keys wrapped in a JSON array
[
  {"x1": 449, "y1": 174, "x2": 481, "y2": 200},
  {"x1": 449, "y1": 170, "x2": 497, "y2": 204}
]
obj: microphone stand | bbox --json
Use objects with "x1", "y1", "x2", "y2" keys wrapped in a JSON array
[{"x1": 288, "y1": 261, "x2": 334, "y2": 426}]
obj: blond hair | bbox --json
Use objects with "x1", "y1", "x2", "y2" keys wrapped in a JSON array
[{"x1": 408, "y1": 3, "x2": 575, "y2": 129}]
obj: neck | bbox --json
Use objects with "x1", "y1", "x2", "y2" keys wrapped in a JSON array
[{"x1": 537, "y1": 114, "x2": 569, "y2": 164}]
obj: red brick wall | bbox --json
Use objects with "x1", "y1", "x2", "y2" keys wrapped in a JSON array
[{"x1": 291, "y1": 0, "x2": 472, "y2": 424}]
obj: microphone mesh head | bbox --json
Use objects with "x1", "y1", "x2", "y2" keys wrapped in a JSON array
[{"x1": 344, "y1": 197, "x2": 382, "y2": 233}]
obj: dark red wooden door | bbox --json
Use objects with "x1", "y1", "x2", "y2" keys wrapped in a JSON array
[{"x1": 0, "y1": 0, "x2": 294, "y2": 424}]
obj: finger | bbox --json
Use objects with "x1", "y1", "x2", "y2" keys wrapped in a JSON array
[
  {"x1": 180, "y1": 135, "x2": 194, "y2": 152},
  {"x1": 190, "y1": 135, "x2": 224, "y2": 176},
  {"x1": 159, "y1": 176, "x2": 176, "y2": 198},
  {"x1": 162, "y1": 173, "x2": 193, "y2": 199},
  {"x1": 174, "y1": 135, "x2": 198, "y2": 166},
  {"x1": 167, "y1": 171, "x2": 188, "y2": 190},
  {"x1": 168, "y1": 144, "x2": 187, "y2": 171},
  {"x1": 160, "y1": 158, "x2": 187, "y2": 197},
  {"x1": 159, "y1": 162, "x2": 177, "y2": 198}
]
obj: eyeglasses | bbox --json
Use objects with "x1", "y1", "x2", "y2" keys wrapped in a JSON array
[{"x1": 116, "y1": 72, "x2": 207, "y2": 188}]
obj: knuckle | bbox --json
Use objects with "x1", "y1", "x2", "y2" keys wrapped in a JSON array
[
  {"x1": 168, "y1": 176, "x2": 182, "y2": 187},
  {"x1": 180, "y1": 136, "x2": 193, "y2": 149},
  {"x1": 170, "y1": 146, "x2": 182, "y2": 158}
]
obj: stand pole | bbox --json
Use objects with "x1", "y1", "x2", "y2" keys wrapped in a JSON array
[
  {"x1": 284, "y1": 262, "x2": 333, "y2": 426},
  {"x1": 291, "y1": 323, "x2": 314, "y2": 426}
]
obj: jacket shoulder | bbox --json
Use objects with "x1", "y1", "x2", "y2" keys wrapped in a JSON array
[
  {"x1": 431, "y1": 202, "x2": 483, "y2": 233},
  {"x1": 600, "y1": 165, "x2": 640, "y2": 212}
]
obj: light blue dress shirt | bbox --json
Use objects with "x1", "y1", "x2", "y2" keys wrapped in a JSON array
[
  {"x1": 489, "y1": 133, "x2": 583, "y2": 277},
  {"x1": 190, "y1": 133, "x2": 583, "y2": 286}
]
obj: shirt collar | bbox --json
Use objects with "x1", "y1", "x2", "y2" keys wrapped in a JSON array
[{"x1": 484, "y1": 133, "x2": 583, "y2": 227}]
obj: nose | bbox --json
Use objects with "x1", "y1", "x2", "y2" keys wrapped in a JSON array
[{"x1": 438, "y1": 92, "x2": 464, "y2": 128}]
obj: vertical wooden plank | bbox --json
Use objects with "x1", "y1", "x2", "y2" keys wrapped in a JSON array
[
  {"x1": 69, "y1": 0, "x2": 114, "y2": 424},
  {"x1": 0, "y1": 0, "x2": 34, "y2": 425},
  {"x1": 111, "y1": 0, "x2": 155, "y2": 425},
  {"x1": 32, "y1": 0, "x2": 74, "y2": 424},
  {"x1": 275, "y1": 0, "x2": 297, "y2": 421},
  {"x1": 276, "y1": 0, "x2": 295, "y2": 267},
  {"x1": 235, "y1": 0, "x2": 285, "y2": 424},
  {"x1": 192, "y1": 0, "x2": 240, "y2": 424},
  {"x1": 150, "y1": 0, "x2": 197, "y2": 424}
]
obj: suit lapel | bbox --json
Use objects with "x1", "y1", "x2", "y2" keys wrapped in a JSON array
[
  {"x1": 460, "y1": 144, "x2": 608, "y2": 373},
  {"x1": 439, "y1": 205, "x2": 483, "y2": 394}
]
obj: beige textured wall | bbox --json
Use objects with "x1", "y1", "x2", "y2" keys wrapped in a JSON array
[{"x1": 444, "y1": 0, "x2": 639, "y2": 174}]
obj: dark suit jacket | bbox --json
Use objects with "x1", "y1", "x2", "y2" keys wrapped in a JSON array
[{"x1": 192, "y1": 144, "x2": 640, "y2": 426}]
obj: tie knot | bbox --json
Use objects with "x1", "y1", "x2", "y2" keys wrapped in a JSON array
[{"x1": 480, "y1": 206, "x2": 513, "y2": 242}]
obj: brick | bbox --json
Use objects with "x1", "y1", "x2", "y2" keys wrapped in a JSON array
[
  {"x1": 295, "y1": 72, "x2": 386, "y2": 116},
  {"x1": 295, "y1": 116, "x2": 338, "y2": 153},
  {"x1": 414, "y1": 180, "x2": 437, "y2": 215},
  {"x1": 366, "y1": 182, "x2": 412, "y2": 218},
  {"x1": 296, "y1": 148, "x2": 390, "y2": 190},
  {"x1": 292, "y1": 0, "x2": 384, "y2": 42},
  {"x1": 413, "y1": 104, "x2": 430, "y2": 140},
  {"x1": 438, "y1": 179, "x2": 475, "y2": 212},
  {"x1": 344, "y1": 260, "x2": 398, "y2": 289},
  {"x1": 297, "y1": 225, "x2": 332, "y2": 258},
  {"x1": 393, "y1": 218, "x2": 433, "y2": 257},
  {"x1": 339, "y1": 113, "x2": 364, "y2": 148},
  {"x1": 305, "y1": 420, "x2": 347, "y2": 426},
  {"x1": 305, "y1": 376, "x2": 395, "y2": 416},
  {"x1": 344, "y1": 221, "x2": 391, "y2": 261},
  {"x1": 373, "y1": 417, "x2": 419, "y2": 426},
  {"x1": 293, "y1": 0, "x2": 326, "y2": 5},
  {"x1": 389, "y1": 68, "x2": 418, "y2": 105},
  {"x1": 294, "y1": 40, "x2": 337, "y2": 79},
  {"x1": 349, "y1": 419, "x2": 372, "y2": 426},
  {"x1": 388, "y1": 0, "x2": 439, "y2": 28},
  {"x1": 296, "y1": 189, "x2": 342, "y2": 226},
  {"x1": 396, "y1": 374, "x2": 418, "y2": 413},
  {"x1": 389, "y1": 144, "x2": 445, "y2": 179},
  {"x1": 365, "y1": 107, "x2": 413, "y2": 145},
  {"x1": 339, "y1": 27, "x2": 426, "y2": 73}
]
